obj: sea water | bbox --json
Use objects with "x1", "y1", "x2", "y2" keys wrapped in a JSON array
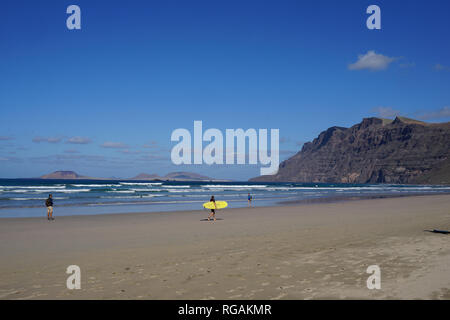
[{"x1": 0, "y1": 179, "x2": 449, "y2": 218}]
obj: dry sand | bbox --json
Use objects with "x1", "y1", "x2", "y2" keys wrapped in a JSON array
[{"x1": 0, "y1": 194, "x2": 449, "y2": 300}]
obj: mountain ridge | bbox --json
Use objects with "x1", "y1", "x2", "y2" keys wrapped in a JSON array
[
  {"x1": 129, "y1": 171, "x2": 224, "y2": 181},
  {"x1": 250, "y1": 117, "x2": 450, "y2": 184},
  {"x1": 38, "y1": 170, "x2": 224, "y2": 181}
]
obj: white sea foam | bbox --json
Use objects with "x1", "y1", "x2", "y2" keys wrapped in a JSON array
[
  {"x1": 12, "y1": 188, "x2": 92, "y2": 193},
  {"x1": 0, "y1": 185, "x2": 66, "y2": 189},
  {"x1": 130, "y1": 188, "x2": 164, "y2": 192},
  {"x1": 119, "y1": 182, "x2": 163, "y2": 186},
  {"x1": 202, "y1": 185, "x2": 268, "y2": 189},
  {"x1": 99, "y1": 194, "x2": 164, "y2": 199},
  {"x1": 71, "y1": 184, "x2": 120, "y2": 187},
  {"x1": 108, "y1": 190, "x2": 135, "y2": 193},
  {"x1": 161, "y1": 185, "x2": 190, "y2": 188},
  {"x1": 13, "y1": 197, "x2": 68, "y2": 201}
]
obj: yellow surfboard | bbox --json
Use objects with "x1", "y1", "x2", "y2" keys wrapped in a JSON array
[{"x1": 203, "y1": 201, "x2": 228, "y2": 210}]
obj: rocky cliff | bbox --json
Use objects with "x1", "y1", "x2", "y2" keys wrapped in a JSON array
[{"x1": 251, "y1": 117, "x2": 450, "y2": 184}]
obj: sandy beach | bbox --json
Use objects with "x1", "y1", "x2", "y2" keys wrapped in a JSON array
[{"x1": 0, "y1": 194, "x2": 449, "y2": 300}]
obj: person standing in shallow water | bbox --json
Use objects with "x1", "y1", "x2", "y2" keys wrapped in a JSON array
[
  {"x1": 46, "y1": 194, "x2": 54, "y2": 221},
  {"x1": 248, "y1": 193, "x2": 252, "y2": 207},
  {"x1": 208, "y1": 196, "x2": 217, "y2": 222}
]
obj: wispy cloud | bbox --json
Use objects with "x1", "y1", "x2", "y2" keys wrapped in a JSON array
[
  {"x1": 0, "y1": 156, "x2": 21, "y2": 162},
  {"x1": 32, "y1": 136, "x2": 62, "y2": 143},
  {"x1": 0, "y1": 136, "x2": 14, "y2": 141},
  {"x1": 279, "y1": 137, "x2": 290, "y2": 144},
  {"x1": 348, "y1": 50, "x2": 396, "y2": 71},
  {"x1": 136, "y1": 154, "x2": 169, "y2": 161},
  {"x1": 118, "y1": 149, "x2": 141, "y2": 155},
  {"x1": 434, "y1": 63, "x2": 450, "y2": 71},
  {"x1": 399, "y1": 62, "x2": 416, "y2": 69},
  {"x1": 371, "y1": 106, "x2": 400, "y2": 118},
  {"x1": 416, "y1": 106, "x2": 450, "y2": 120},
  {"x1": 143, "y1": 141, "x2": 158, "y2": 149},
  {"x1": 30, "y1": 154, "x2": 106, "y2": 164},
  {"x1": 64, "y1": 149, "x2": 80, "y2": 154},
  {"x1": 100, "y1": 142, "x2": 129, "y2": 149},
  {"x1": 66, "y1": 136, "x2": 92, "y2": 144}
]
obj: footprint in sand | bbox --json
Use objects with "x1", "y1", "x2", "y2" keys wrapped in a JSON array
[
  {"x1": 270, "y1": 293, "x2": 287, "y2": 300},
  {"x1": 176, "y1": 289, "x2": 187, "y2": 295},
  {"x1": 322, "y1": 274, "x2": 332, "y2": 280}
]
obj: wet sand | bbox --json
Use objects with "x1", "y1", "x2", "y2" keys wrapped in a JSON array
[{"x1": 0, "y1": 194, "x2": 449, "y2": 299}]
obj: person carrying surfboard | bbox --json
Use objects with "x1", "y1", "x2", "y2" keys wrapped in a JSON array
[{"x1": 208, "y1": 196, "x2": 217, "y2": 222}]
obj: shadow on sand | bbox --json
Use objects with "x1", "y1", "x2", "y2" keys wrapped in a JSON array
[{"x1": 424, "y1": 229, "x2": 450, "y2": 235}]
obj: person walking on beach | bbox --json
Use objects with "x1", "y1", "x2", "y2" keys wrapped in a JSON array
[
  {"x1": 208, "y1": 195, "x2": 217, "y2": 222},
  {"x1": 248, "y1": 193, "x2": 252, "y2": 207},
  {"x1": 45, "y1": 194, "x2": 54, "y2": 221}
]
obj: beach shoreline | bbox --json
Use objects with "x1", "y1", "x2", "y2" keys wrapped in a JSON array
[
  {"x1": 1, "y1": 190, "x2": 450, "y2": 220},
  {"x1": 2, "y1": 179, "x2": 450, "y2": 219},
  {"x1": 0, "y1": 194, "x2": 449, "y2": 299}
]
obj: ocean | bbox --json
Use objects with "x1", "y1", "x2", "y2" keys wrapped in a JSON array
[{"x1": 0, "y1": 179, "x2": 449, "y2": 218}]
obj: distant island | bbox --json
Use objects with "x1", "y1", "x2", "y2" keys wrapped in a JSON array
[
  {"x1": 251, "y1": 117, "x2": 450, "y2": 184},
  {"x1": 129, "y1": 171, "x2": 226, "y2": 181},
  {"x1": 40, "y1": 171, "x2": 94, "y2": 179},
  {"x1": 38, "y1": 170, "x2": 226, "y2": 182}
]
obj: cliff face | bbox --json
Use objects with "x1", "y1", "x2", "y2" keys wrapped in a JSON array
[{"x1": 251, "y1": 117, "x2": 450, "y2": 184}]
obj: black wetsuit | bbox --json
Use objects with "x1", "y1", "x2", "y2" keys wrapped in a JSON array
[{"x1": 45, "y1": 197, "x2": 53, "y2": 207}]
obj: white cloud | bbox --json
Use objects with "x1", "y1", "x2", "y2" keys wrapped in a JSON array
[
  {"x1": 118, "y1": 149, "x2": 141, "y2": 155},
  {"x1": 348, "y1": 50, "x2": 396, "y2": 71},
  {"x1": 143, "y1": 141, "x2": 158, "y2": 148},
  {"x1": 101, "y1": 142, "x2": 129, "y2": 149},
  {"x1": 371, "y1": 106, "x2": 400, "y2": 118},
  {"x1": 279, "y1": 137, "x2": 290, "y2": 144},
  {"x1": 66, "y1": 136, "x2": 92, "y2": 144},
  {"x1": 434, "y1": 64, "x2": 450, "y2": 71},
  {"x1": 32, "y1": 136, "x2": 62, "y2": 143},
  {"x1": 417, "y1": 106, "x2": 450, "y2": 120}
]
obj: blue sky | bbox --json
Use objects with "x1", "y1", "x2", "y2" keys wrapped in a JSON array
[{"x1": 1, "y1": 0, "x2": 449, "y2": 180}]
